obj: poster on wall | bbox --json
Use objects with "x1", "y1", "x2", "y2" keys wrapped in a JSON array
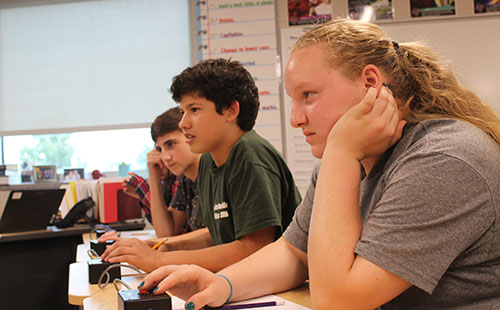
[
  {"x1": 288, "y1": 0, "x2": 332, "y2": 25},
  {"x1": 348, "y1": 0, "x2": 393, "y2": 21},
  {"x1": 195, "y1": 0, "x2": 283, "y2": 152},
  {"x1": 474, "y1": 0, "x2": 500, "y2": 13},
  {"x1": 410, "y1": 0, "x2": 456, "y2": 17}
]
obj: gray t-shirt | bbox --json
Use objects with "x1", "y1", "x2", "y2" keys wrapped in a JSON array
[{"x1": 283, "y1": 118, "x2": 500, "y2": 309}]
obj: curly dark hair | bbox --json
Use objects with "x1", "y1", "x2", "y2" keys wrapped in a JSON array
[
  {"x1": 170, "y1": 58, "x2": 260, "y2": 131},
  {"x1": 150, "y1": 107, "x2": 182, "y2": 142}
]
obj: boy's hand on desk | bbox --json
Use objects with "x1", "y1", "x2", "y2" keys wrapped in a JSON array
[
  {"x1": 97, "y1": 231, "x2": 122, "y2": 242},
  {"x1": 141, "y1": 264, "x2": 230, "y2": 310},
  {"x1": 100, "y1": 238, "x2": 160, "y2": 273}
]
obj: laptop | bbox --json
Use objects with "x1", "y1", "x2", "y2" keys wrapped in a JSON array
[{"x1": 0, "y1": 188, "x2": 65, "y2": 233}]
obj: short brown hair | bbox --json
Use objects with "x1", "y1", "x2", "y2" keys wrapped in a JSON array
[
  {"x1": 150, "y1": 107, "x2": 182, "y2": 143},
  {"x1": 170, "y1": 58, "x2": 259, "y2": 131}
]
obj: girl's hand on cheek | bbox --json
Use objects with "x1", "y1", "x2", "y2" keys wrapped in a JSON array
[{"x1": 326, "y1": 86, "x2": 406, "y2": 161}]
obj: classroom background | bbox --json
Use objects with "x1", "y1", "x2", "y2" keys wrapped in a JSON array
[
  {"x1": 0, "y1": 0, "x2": 498, "y2": 196},
  {"x1": 0, "y1": 1, "x2": 499, "y2": 309}
]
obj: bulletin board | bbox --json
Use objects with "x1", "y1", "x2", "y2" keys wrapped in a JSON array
[{"x1": 194, "y1": 0, "x2": 284, "y2": 152}]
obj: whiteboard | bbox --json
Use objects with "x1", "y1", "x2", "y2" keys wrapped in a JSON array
[
  {"x1": 380, "y1": 16, "x2": 500, "y2": 111},
  {"x1": 280, "y1": 16, "x2": 500, "y2": 195}
]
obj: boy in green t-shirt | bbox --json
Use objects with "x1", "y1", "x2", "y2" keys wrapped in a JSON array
[{"x1": 102, "y1": 59, "x2": 301, "y2": 273}]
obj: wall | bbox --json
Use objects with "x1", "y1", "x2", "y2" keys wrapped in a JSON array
[
  {"x1": 187, "y1": 1, "x2": 500, "y2": 195},
  {"x1": 277, "y1": 1, "x2": 500, "y2": 194}
]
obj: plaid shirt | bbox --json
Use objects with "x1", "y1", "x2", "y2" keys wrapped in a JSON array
[{"x1": 127, "y1": 174, "x2": 178, "y2": 224}]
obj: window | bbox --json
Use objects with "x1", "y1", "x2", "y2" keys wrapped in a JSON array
[
  {"x1": 3, "y1": 128, "x2": 155, "y2": 182},
  {"x1": 0, "y1": 0, "x2": 190, "y2": 181}
]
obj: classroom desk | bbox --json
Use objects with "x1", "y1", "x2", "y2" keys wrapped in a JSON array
[
  {"x1": 70, "y1": 228, "x2": 311, "y2": 309},
  {"x1": 68, "y1": 262, "x2": 144, "y2": 306},
  {"x1": 69, "y1": 239, "x2": 311, "y2": 309},
  {"x1": 83, "y1": 277, "x2": 312, "y2": 310},
  {"x1": 0, "y1": 222, "x2": 144, "y2": 310},
  {"x1": 76, "y1": 229, "x2": 157, "y2": 262},
  {"x1": 82, "y1": 279, "x2": 312, "y2": 310},
  {"x1": 70, "y1": 229, "x2": 156, "y2": 306}
]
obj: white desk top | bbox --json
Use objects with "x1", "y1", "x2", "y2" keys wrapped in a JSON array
[
  {"x1": 81, "y1": 228, "x2": 157, "y2": 245},
  {"x1": 75, "y1": 229, "x2": 156, "y2": 278},
  {"x1": 83, "y1": 285, "x2": 312, "y2": 310},
  {"x1": 71, "y1": 230, "x2": 155, "y2": 306},
  {"x1": 68, "y1": 262, "x2": 144, "y2": 306},
  {"x1": 71, "y1": 229, "x2": 312, "y2": 309},
  {"x1": 83, "y1": 289, "x2": 187, "y2": 310}
]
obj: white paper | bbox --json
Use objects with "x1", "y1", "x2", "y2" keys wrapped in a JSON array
[{"x1": 170, "y1": 294, "x2": 311, "y2": 310}]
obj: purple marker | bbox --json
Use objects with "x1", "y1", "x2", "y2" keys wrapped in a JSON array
[{"x1": 205, "y1": 300, "x2": 285, "y2": 310}]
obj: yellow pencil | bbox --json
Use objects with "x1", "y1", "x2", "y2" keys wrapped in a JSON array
[{"x1": 152, "y1": 237, "x2": 168, "y2": 250}]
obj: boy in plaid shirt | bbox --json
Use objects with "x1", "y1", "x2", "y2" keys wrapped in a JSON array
[{"x1": 102, "y1": 107, "x2": 204, "y2": 239}]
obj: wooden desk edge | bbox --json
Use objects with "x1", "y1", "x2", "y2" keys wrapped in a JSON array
[
  {"x1": 69, "y1": 262, "x2": 144, "y2": 306},
  {"x1": 68, "y1": 263, "x2": 96, "y2": 305},
  {"x1": 276, "y1": 282, "x2": 312, "y2": 308}
]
